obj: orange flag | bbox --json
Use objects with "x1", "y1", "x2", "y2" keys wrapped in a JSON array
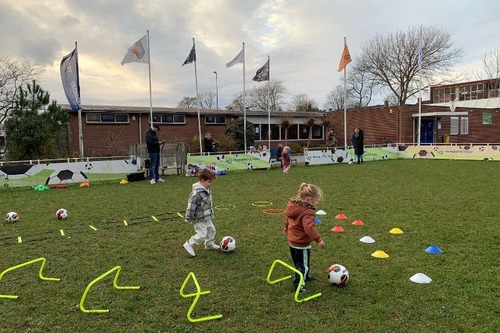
[{"x1": 337, "y1": 43, "x2": 352, "y2": 72}]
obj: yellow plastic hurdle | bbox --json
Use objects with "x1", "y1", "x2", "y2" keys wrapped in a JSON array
[
  {"x1": 267, "y1": 259, "x2": 322, "y2": 303},
  {"x1": 79, "y1": 266, "x2": 140, "y2": 313},
  {"x1": 180, "y1": 272, "x2": 223, "y2": 323},
  {"x1": 0, "y1": 257, "x2": 61, "y2": 299}
]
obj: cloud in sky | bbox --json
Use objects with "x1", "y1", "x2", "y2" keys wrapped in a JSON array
[{"x1": 1, "y1": 0, "x2": 499, "y2": 109}]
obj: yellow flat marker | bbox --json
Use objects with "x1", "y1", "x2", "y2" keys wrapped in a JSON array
[
  {"x1": 123, "y1": 220, "x2": 128, "y2": 226},
  {"x1": 177, "y1": 212, "x2": 184, "y2": 218},
  {"x1": 152, "y1": 216, "x2": 158, "y2": 222},
  {"x1": 89, "y1": 225, "x2": 97, "y2": 231},
  {"x1": 17, "y1": 236, "x2": 22, "y2": 244},
  {"x1": 60, "y1": 229, "x2": 65, "y2": 236}
]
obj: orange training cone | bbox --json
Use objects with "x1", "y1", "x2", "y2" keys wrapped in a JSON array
[
  {"x1": 335, "y1": 213, "x2": 347, "y2": 220},
  {"x1": 331, "y1": 225, "x2": 345, "y2": 233},
  {"x1": 352, "y1": 219, "x2": 364, "y2": 226}
]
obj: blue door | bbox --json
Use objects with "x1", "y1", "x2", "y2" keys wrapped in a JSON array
[{"x1": 420, "y1": 119, "x2": 434, "y2": 144}]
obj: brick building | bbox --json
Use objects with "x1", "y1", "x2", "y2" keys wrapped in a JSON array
[{"x1": 64, "y1": 79, "x2": 500, "y2": 157}]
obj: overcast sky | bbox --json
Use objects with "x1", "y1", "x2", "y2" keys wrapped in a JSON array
[{"x1": 1, "y1": 0, "x2": 499, "y2": 110}]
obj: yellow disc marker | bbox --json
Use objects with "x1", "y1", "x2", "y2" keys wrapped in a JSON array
[
  {"x1": 60, "y1": 229, "x2": 65, "y2": 236},
  {"x1": 389, "y1": 228, "x2": 404, "y2": 234},
  {"x1": 89, "y1": 225, "x2": 98, "y2": 231},
  {"x1": 17, "y1": 236, "x2": 22, "y2": 244},
  {"x1": 371, "y1": 250, "x2": 389, "y2": 258},
  {"x1": 123, "y1": 220, "x2": 128, "y2": 226},
  {"x1": 152, "y1": 216, "x2": 158, "y2": 222}
]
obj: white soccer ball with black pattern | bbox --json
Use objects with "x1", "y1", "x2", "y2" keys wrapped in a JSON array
[
  {"x1": 220, "y1": 236, "x2": 236, "y2": 252},
  {"x1": 5, "y1": 211, "x2": 19, "y2": 223},
  {"x1": 327, "y1": 264, "x2": 349, "y2": 286},
  {"x1": 56, "y1": 208, "x2": 68, "y2": 220}
]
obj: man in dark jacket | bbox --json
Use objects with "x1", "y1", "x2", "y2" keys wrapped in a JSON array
[{"x1": 145, "y1": 124, "x2": 166, "y2": 184}]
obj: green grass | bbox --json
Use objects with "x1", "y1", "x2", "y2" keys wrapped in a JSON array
[{"x1": 1, "y1": 160, "x2": 499, "y2": 333}]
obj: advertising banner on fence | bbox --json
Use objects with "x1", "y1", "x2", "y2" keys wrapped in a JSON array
[{"x1": 186, "y1": 152, "x2": 271, "y2": 176}]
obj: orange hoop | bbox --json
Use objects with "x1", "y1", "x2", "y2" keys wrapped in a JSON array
[{"x1": 262, "y1": 208, "x2": 285, "y2": 216}]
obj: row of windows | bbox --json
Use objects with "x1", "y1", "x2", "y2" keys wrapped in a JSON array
[
  {"x1": 86, "y1": 114, "x2": 226, "y2": 125},
  {"x1": 84, "y1": 114, "x2": 326, "y2": 140},
  {"x1": 253, "y1": 124, "x2": 324, "y2": 141},
  {"x1": 432, "y1": 81, "x2": 500, "y2": 103}
]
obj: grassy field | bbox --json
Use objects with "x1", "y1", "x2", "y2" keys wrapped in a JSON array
[{"x1": 1, "y1": 160, "x2": 499, "y2": 333}]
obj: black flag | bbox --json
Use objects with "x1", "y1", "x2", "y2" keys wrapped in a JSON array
[
  {"x1": 252, "y1": 59, "x2": 269, "y2": 82},
  {"x1": 182, "y1": 45, "x2": 196, "y2": 66}
]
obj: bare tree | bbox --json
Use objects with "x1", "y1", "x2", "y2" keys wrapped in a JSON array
[
  {"x1": 177, "y1": 96, "x2": 198, "y2": 109},
  {"x1": 325, "y1": 85, "x2": 350, "y2": 111},
  {"x1": 303, "y1": 113, "x2": 316, "y2": 147},
  {"x1": 177, "y1": 91, "x2": 216, "y2": 109},
  {"x1": 348, "y1": 67, "x2": 378, "y2": 107},
  {"x1": 476, "y1": 45, "x2": 500, "y2": 80},
  {"x1": 249, "y1": 79, "x2": 287, "y2": 112},
  {"x1": 289, "y1": 93, "x2": 318, "y2": 111},
  {"x1": 0, "y1": 57, "x2": 44, "y2": 127},
  {"x1": 226, "y1": 92, "x2": 246, "y2": 111},
  {"x1": 199, "y1": 91, "x2": 216, "y2": 109},
  {"x1": 278, "y1": 115, "x2": 294, "y2": 146},
  {"x1": 357, "y1": 24, "x2": 464, "y2": 105}
]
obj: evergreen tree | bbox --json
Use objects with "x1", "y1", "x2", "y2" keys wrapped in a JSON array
[
  {"x1": 224, "y1": 118, "x2": 255, "y2": 151},
  {"x1": 4, "y1": 80, "x2": 69, "y2": 160}
]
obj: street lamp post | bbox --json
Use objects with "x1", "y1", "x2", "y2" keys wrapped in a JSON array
[{"x1": 213, "y1": 71, "x2": 219, "y2": 110}]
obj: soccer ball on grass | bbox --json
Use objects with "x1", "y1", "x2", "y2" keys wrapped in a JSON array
[
  {"x1": 5, "y1": 212, "x2": 20, "y2": 223},
  {"x1": 220, "y1": 236, "x2": 236, "y2": 252},
  {"x1": 327, "y1": 264, "x2": 349, "y2": 286},
  {"x1": 56, "y1": 208, "x2": 69, "y2": 220}
]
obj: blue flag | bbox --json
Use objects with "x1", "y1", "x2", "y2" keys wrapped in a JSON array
[{"x1": 60, "y1": 48, "x2": 81, "y2": 112}]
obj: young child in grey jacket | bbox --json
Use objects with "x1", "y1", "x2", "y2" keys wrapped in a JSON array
[{"x1": 183, "y1": 168, "x2": 220, "y2": 257}]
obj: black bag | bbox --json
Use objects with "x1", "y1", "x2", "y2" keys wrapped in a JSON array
[{"x1": 127, "y1": 172, "x2": 146, "y2": 182}]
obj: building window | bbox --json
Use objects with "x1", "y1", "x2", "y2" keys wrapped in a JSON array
[
  {"x1": 253, "y1": 124, "x2": 260, "y2": 140},
  {"x1": 287, "y1": 124, "x2": 298, "y2": 140},
  {"x1": 450, "y1": 117, "x2": 459, "y2": 135},
  {"x1": 271, "y1": 124, "x2": 280, "y2": 140},
  {"x1": 311, "y1": 124, "x2": 323, "y2": 139},
  {"x1": 86, "y1": 113, "x2": 129, "y2": 123},
  {"x1": 460, "y1": 117, "x2": 469, "y2": 135},
  {"x1": 161, "y1": 114, "x2": 185, "y2": 124},
  {"x1": 205, "y1": 115, "x2": 226, "y2": 124},
  {"x1": 299, "y1": 124, "x2": 309, "y2": 139}
]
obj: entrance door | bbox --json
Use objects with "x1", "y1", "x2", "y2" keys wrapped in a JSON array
[{"x1": 420, "y1": 119, "x2": 434, "y2": 144}]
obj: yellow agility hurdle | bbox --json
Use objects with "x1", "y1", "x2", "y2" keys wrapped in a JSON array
[
  {"x1": 180, "y1": 272, "x2": 222, "y2": 323},
  {"x1": 267, "y1": 259, "x2": 322, "y2": 303},
  {"x1": 0, "y1": 257, "x2": 61, "y2": 299},
  {"x1": 79, "y1": 266, "x2": 140, "y2": 313}
]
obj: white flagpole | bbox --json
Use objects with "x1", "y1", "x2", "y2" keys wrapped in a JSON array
[
  {"x1": 75, "y1": 41, "x2": 84, "y2": 158},
  {"x1": 343, "y1": 37, "x2": 348, "y2": 148},
  {"x1": 417, "y1": 33, "x2": 422, "y2": 145},
  {"x1": 242, "y1": 42, "x2": 247, "y2": 152},
  {"x1": 267, "y1": 55, "x2": 271, "y2": 150},
  {"x1": 147, "y1": 30, "x2": 153, "y2": 128},
  {"x1": 193, "y1": 37, "x2": 202, "y2": 154}
]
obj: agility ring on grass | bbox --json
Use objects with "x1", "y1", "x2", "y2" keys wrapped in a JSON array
[
  {"x1": 215, "y1": 204, "x2": 236, "y2": 210},
  {"x1": 262, "y1": 208, "x2": 285, "y2": 216},
  {"x1": 251, "y1": 201, "x2": 273, "y2": 207}
]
